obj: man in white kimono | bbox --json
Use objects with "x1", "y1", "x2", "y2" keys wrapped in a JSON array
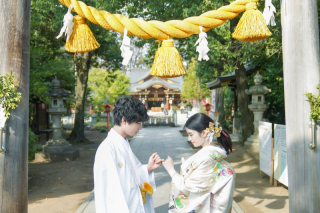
[{"x1": 94, "y1": 96, "x2": 163, "y2": 213}]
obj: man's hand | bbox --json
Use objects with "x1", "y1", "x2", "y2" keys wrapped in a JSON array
[{"x1": 147, "y1": 152, "x2": 163, "y2": 172}]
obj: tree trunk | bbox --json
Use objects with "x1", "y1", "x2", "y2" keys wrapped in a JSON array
[
  {"x1": 216, "y1": 68, "x2": 225, "y2": 125},
  {"x1": 229, "y1": 18, "x2": 254, "y2": 142},
  {"x1": 281, "y1": 0, "x2": 320, "y2": 211},
  {"x1": 234, "y1": 64, "x2": 254, "y2": 142},
  {"x1": 0, "y1": 1, "x2": 30, "y2": 212},
  {"x1": 68, "y1": 52, "x2": 93, "y2": 144}
]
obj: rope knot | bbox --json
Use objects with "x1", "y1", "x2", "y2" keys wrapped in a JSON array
[
  {"x1": 74, "y1": 15, "x2": 86, "y2": 24},
  {"x1": 246, "y1": 2, "x2": 257, "y2": 11},
  {"x1": 162, "y1": 39, "x2": 174, "y2": 47}
]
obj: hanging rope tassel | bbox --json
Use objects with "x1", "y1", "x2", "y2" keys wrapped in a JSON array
[
  {"x1": 232, "y1": 2, "x2": 272, "y2": 42},
  {"x1": 65, "y1": 15, "x2": 100, "y2": 53},
  {"x1": 263, "y1": 0, "x2": 276, "y2": 26},
  {"x1": 194, "y1": 26, "x2": 210, "y2": 61},
  {"x1": 120, "y1": 28, "x2": 133, "y2": 66},
  {"x1": 150, "y1": 39, "x2": 185, "y2": 78}
]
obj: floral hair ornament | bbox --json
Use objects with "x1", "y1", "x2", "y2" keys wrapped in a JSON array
[{"x1": 205, "y1": 121, "x2": 222, "y2": 143}]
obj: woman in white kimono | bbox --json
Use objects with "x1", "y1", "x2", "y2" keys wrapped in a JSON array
[{"x1": 163, "y1": 113, "x2": 235, "y2": 213}]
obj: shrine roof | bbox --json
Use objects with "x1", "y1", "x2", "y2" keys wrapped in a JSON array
[
  {"x1": 205, "y1": 66, "x2": 261, "y2": 90},
  {"x1": 128, "y1": 68, "x2": 183, "y2": 92}
]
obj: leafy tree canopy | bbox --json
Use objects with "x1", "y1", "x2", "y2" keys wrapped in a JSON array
[
  {"x1": 181, "y1": 58, "x2": 211, "y2": 102},
  {"x1": 88, "y1": 68, "x2": 130, "y2": 111}
]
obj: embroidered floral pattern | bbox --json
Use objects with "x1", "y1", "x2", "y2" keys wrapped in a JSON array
[
  {"x1": 183, "y1": 161, "x2": 198, "y2": 177},
  {"x1": 211, "y1": 161, "x2": 234, "y2": 184},
  {"x1": 209, "y1": 151, "x2": 223, "y2": 161}
]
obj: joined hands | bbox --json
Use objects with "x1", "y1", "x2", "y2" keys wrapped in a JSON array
[{"x1": 147, "y1": 153, "x2": 176, "y2": 178}]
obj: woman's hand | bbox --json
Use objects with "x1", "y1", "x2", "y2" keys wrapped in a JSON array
[
  {"x1": 162, "y1": 156, "x2": 176, "y2": 178},
  {"x1": 147, "y1": 152, "x2": 163, "y2": 172}
]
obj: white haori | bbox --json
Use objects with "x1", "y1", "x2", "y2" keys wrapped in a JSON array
[{"x1": 94, "y1": 128, "x2": 156, "y2": 213}]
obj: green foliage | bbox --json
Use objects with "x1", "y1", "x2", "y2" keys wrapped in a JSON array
[
  {"x1": 92, "y1": 122, "x2": 108, "y2": 131},
  {"x1": 100, "y1": 128, "x2": 107, "y2": 133},
  {"x1": 305, "y1": 83, "x2": 320, "y2": 121},
  {"x1": 30, "y1": 1, "x2": 75, "y2": 104},
  {"x1": 200, "y1": 107, "x2": 206, "y2": 114},
  {"x1": 30, "y1": 0, "x2": 123, "y2": 105},
  {"x1": 0, "y1": 72, "x2": 22, "y2": 118},
  {"x1": 28, "y1": 128, "x2": 41, "y2": 162},
  {"x1": 172, "y1": 106, "x2": 179, "y2": 112},
  {"x1": 88, "y1": 69, "x2": 130, "y2": 110},
  {"x1": 186, "y1": 102, "x2": 193, "y2": 108},
  {"x1": 222, "y1": 87, "x2": 233, "y2": 129},
  {"x1": 181, "y1": 58, "x2": 211, "y2": 102}
]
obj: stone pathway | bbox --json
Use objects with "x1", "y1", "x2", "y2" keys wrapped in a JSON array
[{"x1": 75, "y1": 113, "x2": 243, "y2": 213}]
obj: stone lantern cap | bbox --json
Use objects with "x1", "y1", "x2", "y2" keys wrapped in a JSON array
[
  {"x1": 245, "y1": 72, "x2": 271, "y2": 95},
  {"x1": 48, "y1": 76, "x2": 69, "y2": 98}
]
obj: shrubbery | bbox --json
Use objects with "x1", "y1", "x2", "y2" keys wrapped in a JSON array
[
  {"x1": 28, "y1": 128, "x2": 42, "y2": 162},
  {"x1": 92, "y1": 122, "x2": 108, "y2": 131}
]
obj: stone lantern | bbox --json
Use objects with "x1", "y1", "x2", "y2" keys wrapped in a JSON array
[
  {"x1": 36, "y1": 77, "x2": 79, "y2": 162},
  {"x1": 244, "y1": 72, "x2": 271, "y2": 151}
]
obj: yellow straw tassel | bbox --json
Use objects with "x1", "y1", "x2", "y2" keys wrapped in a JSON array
[
  {"x1": 150, "y1": 39, "x2": 185, "y2": 78},
  {"x1": 65, "y1": 15, "x2": 100, "y2": 53},
  {"x1": 232, "y1": 2, "x2": 271, "y2": 42}
]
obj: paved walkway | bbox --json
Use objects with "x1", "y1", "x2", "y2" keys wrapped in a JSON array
[{"x1": 75, "y1": 114, "x2": 243, "y2": 213}]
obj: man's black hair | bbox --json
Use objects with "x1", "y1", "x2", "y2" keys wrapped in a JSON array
[{"x1": 112, "y1": 96, "x2": 149, "y2": 126}]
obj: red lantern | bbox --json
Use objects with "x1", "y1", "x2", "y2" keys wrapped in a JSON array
[
  {"x1": 39, "y1": 103, "x2": 47, "y2": 110},
  {"x1": 103, "y1": 104, "x2": 114, "y2": 130},
  {"x1": 204, "y1": 103, "x2": 212, "y2": 116}
]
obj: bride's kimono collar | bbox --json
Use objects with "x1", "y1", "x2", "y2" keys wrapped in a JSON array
[
  {"x1": 205, "y1": 144, "x2": 227, "y2": 157},
  {"x1": 109, "y1": 128, "x2": 141, "y2": 187}
]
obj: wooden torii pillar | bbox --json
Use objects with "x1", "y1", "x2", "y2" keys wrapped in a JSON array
[
  {"x1": 281, "y1": 0, "x2": 320, "y2": 211},
  {"x1": 0, "y1": 1, "x2": 30, "y2": 213}
]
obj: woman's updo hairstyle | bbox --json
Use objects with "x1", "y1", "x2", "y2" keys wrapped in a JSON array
[{"x1": 184, "y1": 113, "x2": 232, "y2": 154}]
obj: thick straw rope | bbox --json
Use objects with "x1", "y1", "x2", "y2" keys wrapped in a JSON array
[{"x1": 58, "y1": 0, "x2": 259, "y2": 40}]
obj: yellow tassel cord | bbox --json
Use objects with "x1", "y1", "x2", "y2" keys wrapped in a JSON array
[
  {"x1": 150, "y1": 40, "x2": 185, "y2": 78},
  {"x1": 232, "y1": 2, "x2": 271, "y2": 41},
  {"x1": 139, "y1": 182, "x2": 154, "y2": 204},
  {"x1": 58, "y1": 0, "x2": 269, "y2": 42},
  {"x1": 65, "y1": 15, "x2": 100, "y2": 53}
]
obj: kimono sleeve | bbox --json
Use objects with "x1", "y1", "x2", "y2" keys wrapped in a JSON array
[
  {"x1": 94, "y1": 148, "x2": 130, "y2": 213},
  {"x1": 210, "y1": 176, "x2": 235, "y2": 213},
  {"x1": 134, "y1": 154, "x2": 156, "y2": 213},
  {"x1": 134, "y1": 154, "x2": 156, "y2": 191},
  {"x1": 172, "y1": 157, "x2": 214, "y2": 194}
]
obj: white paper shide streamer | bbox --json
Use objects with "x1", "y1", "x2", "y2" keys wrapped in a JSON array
[
  {"x1": 263, "y1": 0, "x2": 276, "y2": 26},
  {"x1": 194, "y1": 26, "x2": 210, "y2": 61},
  {"x1": 120, "y1": 28, "x2": 133, "y2": 66},
  {"x1": 56, "y1": 4, "x2": 74, "y2": 41}
]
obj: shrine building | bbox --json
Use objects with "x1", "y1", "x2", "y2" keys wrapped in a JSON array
[{"x1": 127, "y1": 68, "x2": 183, "y2": 112}]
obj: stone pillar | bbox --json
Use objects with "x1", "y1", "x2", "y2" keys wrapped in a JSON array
[
  {"x1": 244, "y1": 72, "x2": 271, "y2": 152},
  {"x1": 36, "y1": 77, "x2": 79, "y2": 162},
  {"x1": 144, "y1": 94, "x2": 148, "y2": 109}
]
